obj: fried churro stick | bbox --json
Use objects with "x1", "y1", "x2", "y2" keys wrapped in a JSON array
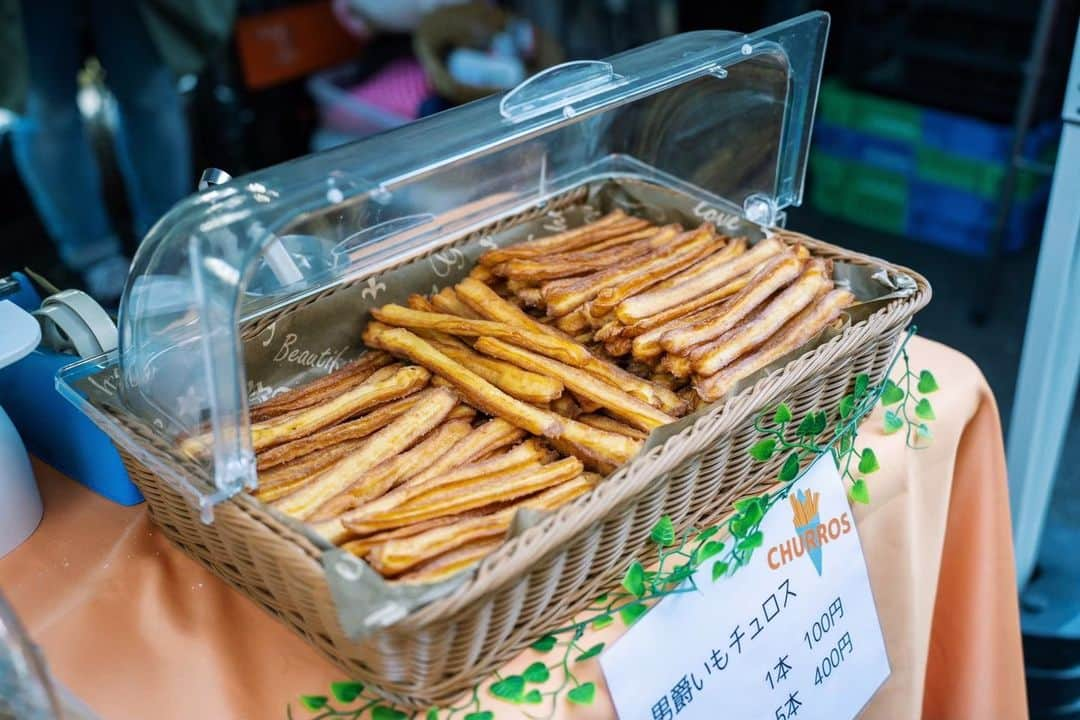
[
  {"x1": 345, "y1": 456, "x2": 583, "y2": 533},
  {"x1": 350, "y1": 438, "x2": 555, "y2": 524},
  {"x1": 556, "y1": 308, "x2": 591, "y2": 335},
  {"x1": 367, "y1": 474, "x2": 596, "y2": 575},
  {"x1": 476, "y1": 337, "x2": 674, "y2": 431},
  {"x1": 371, "y1": 305, "x2": 591, "y2": 366},
  {"x1": 422, "y1": 332, "x2": 564, "y2": 404},
  {"x1": 691, "y1": 260, "x2": 832, "y2": 376},
  {"x1": 551, "y1": 394, "x2": 582, "y2": 418},
  {"x1": 695, "y1": 289, "x2": 854, "y2": 401},
  {"x1": 659, "y1": 354, "x2": 694, "y2": 379},
  {"x1": 253, "y1": 438, "x2": 368, "y2": 503},
  {"x1": 393, "y1": 539, "x2": 503, "y2": 584},
  {"x1": 455, "y1": 277, "x2": 572, "y2": 344},
  {"x1": 182, "y1": 364, "x2": 430, "y2": 456},
  {"x1": 478, "y1": 210, "x2": 638, "y2": 265},
  {"x1": 339, "y1": 515, "x2": 468, "y2": 557},
  {"x1": 250, "y1": 351, "x2": 392, "y2": 421},
  {"x1": 626, "y1": 274, "x2": 755, "y2": 360},
  {"x1": 431, "y1": 287, "x2": 480, "y2": 318},
  {"x1": 493, "y1": 227, "x2": 670, "y2": 281},
  {"x1": 257, "y1": 394, "x2": 435, "y2": 470},
  {"x1": 516, "y1": 287, "x2": 544, "y2": 309},
  {"x1": 558, "y1": 416, "x2": 641, "y2": 469},
  {"x1": 661, "y1": 252, "x2": 804, "y2": 354},
  {"x1": 540, "y1": 226, "x2": 682, "y2": 317},
  {"x1": 273, "y1": 387, "x2": 457, "y2": 519},
  {"x1": 615, "y1": 237, "x2": 783, "y2": 324},
  {"x1": 469, "y1": 264, "x2": 495, "y2": 283},
  {"x1": 588, "y1": 226, "x2": 719, "y2": 317},
  {"x1": 630, "y1": 302, "x2": 729, "y2": 362},
  {"x1": 307, "y1": 418, "x2": 474, "y2": 523},
  {"x1": 576, "y1": 413, "x2": 648, "y2": 440},
  {"x1": 406, "y1": 418, "x2": 526, "y2": 488},
  {"x1": 580, "y1": 355, "x2": 687, "y2": 416},
  {"x1": 604, "y1": 337, "x2": 633, "y2": 357},
  {"x1": 365, "y1": 323, "x2": 562, "y2": 437}
]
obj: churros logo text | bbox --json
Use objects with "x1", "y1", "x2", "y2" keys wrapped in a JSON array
[{"x1": 767, "y1": 489, "x2": 852, "y2": 576}]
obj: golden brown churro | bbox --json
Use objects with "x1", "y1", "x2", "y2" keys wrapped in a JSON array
[
  {"x1": 695, "y1": 289, "x2": 854, "y2": 401},
  {"x1": 615, "y1": 237, "x2": 784, "y2": 324},
  {"x1": 371, "y1": 304, "x2": 592, "y2": 366},
  {"x1": 250, "y1": 351, "x2": 392, "y2": 421},
  {"x1": 273, "y1": 387, "x2": 458, "y2": 519},
  {"x1": 393, "y1": 539, "x2": 504, "y2": 584},
  {"x1": 252, "y1": 437, "x2": 368, "y2": 503},
  {"x1": 307, "y1": 418, "x2": 474, "y2": 522},
  {"x1": 364, "y1": 323, "x2": 563, "y2": 437},
  {"x1": 367, "y1": 474, "x2": 596, "y2": 575},
  {"x1": 690, "y1": 260, "x2": 832, "y2": 376},
  {"x1": 475, "y1": 337, "x2": 674, "y2": 431},
  {"x1": 660, "y1": 252, "x2": 804, "y2": 354},
  {"x1": 478, "y1": 211, "x2": 646, "y2": 265}
]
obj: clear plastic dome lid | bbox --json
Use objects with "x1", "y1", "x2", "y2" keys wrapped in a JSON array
[{"x1": 61, "y1": 12, "x2": 829, "y2": 519}]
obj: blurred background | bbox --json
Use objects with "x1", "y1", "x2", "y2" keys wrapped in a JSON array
[{"x1": 0, "y1": 0, "x2": 1077, "y2": 714}]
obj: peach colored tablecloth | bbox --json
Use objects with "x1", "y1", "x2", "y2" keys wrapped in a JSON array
[{"x1": 0, "y1": 337, "x2": 1027, "y2": 719}]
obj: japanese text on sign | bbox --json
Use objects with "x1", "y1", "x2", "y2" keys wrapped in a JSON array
[{"x1": 602, "y1": 456, "x2": 889, "y2": 720}]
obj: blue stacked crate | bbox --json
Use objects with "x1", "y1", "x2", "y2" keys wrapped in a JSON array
[{"x1": 808, "y1": 81, "x2": 1058, "y2": 256}]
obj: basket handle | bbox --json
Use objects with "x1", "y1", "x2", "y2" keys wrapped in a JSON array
[{"x1": 499, "y1": 60, "x2": 628, "y2": 123}]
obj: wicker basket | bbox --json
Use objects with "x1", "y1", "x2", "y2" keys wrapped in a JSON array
[{"x1": 111, "y1": 219, "x2": 928, "y2": 708}]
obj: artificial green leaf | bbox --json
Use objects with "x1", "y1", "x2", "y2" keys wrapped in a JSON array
[
  {"x1": 372, "y1": 707, "x2": 407, "y2": 720},
  {"x1": 622, "y1": 561, "x2": 646, "y2": 597},
  {"x1": 778, "y1": 451, "x2": 800, "y2": 483},
  {"x1": 916, "y1": 423, "x2": 932, "y2": 439},
  {"x1": 531, "y1": 635, "x2": 557, "y2": 653},
  {"x1": 741, "y1": 498, "x2": 764, "y2": 526},
  {"x1": 915, "y1": 398, "x2": 935, "y2": 420},
  {"x1": 523, "y1": 661, "x2": 550, "y2": 684},
  {"x1": 567, "y1": 683, "x2": 597, "y2": 706},
  {"x1": 812, "y1": 411, "x2": 828, "y2": 434},
  {"x1": 748, "y1": 438, "x2": 776, "y2": 461},
  {"x1": 698, "y1": 540, "x2": 725, "y2": 563},
  {"x1": 695, "y1": 527, "x2": 719, "y2": 544},
  {"x1": 738, "y1": 531, "x2": 764, "y2": 551},
  {"x1": 489, "y1": 675, "x2": 526, "y2": 702},
  {"x1": 619, "y1": 602, "x2": 648, "y2": 626},
  {"x1": 426, "y1": 709, "x2": 440, "y2": 720},
  {"x1": 881, "y1": 379, "x2": 904, "y2": 406},
  {"x1": 854, "y1": 373, "x2": 870, "y2": 399},
  {"x1": 330, "y1": 681, "x2": 364, "y2": 703},
  {"x1": 576, "y1": 643, "x2": 606, "y2": 662},
  {"x1": 523, "y1": 690, "x2": 543, "y2": 705},
  {"x1": 858, "y1": 448, "x2": 880, "y2": 474},
  {"x1": 650, "y1": 516, "x2": 675, "y2": 546},
  {"x1": 918, "y1": 370, "x2": 939, "y2": 394},
  {"x1": 849, "y1": 479, "x2": 870, "y2": 504},
  {"x1": 299, "y1": 695, "x2": 327, "y2": 711},
  {"x1": 838, "y1": 434, "x2": 853, "y2": 454},
  {"x1": 594, "y1": 593, "x2": 609, "y2": 604},
  {"x1": 712, "y1": 560, "x2": 730, "y2": 581},
  {"x1": 592, "y1": 614, "x2": 614, "y2": 630},
  {"x1": 883, "y1": 410, "x2": 903, "y2": 435},
  {"x1": 773, "y1": 403, "x2": 793, "y2": 424},
  {"x1": 464, "y1": 713, "x2": 494, "y2": 720},
  {"x1": 796, "y1": 413, "x2": 817, "y2": 437},
  {"x1": 838, "y1": 394, "x2": 855, "y2": 419},
  {"x1": 729, "y1": 516, "x2": 747, "y2": 538}
]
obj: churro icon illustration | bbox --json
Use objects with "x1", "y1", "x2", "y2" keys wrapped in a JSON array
[{"x1": 790, "y1": 489, "x2": 823, "y2": 575}]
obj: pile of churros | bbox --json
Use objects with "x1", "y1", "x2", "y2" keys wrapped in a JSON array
[{"x1": 184, "y1": 209, "x2": 855, "y2": 584}]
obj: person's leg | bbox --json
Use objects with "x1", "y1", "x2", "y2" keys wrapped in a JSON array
[
  {"x1": 11, "y1": 0, "x2": 120, "y2": 271},
  {"x1": 89, "y1": 0, "x2": 191, "y2": 240}
]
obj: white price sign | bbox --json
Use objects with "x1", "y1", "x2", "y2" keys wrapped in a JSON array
[{"x1": 602, "y1": 456, "x2": 889, "y2": 720}]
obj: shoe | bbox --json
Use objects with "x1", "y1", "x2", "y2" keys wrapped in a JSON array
[{"x1": 83, "y1": 254, "x2": 131, "y2": 305}]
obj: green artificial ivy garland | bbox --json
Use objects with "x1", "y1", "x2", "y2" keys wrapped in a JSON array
[{"x1": 293, "y1": 327, "x2": 937, "y2": 720}]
